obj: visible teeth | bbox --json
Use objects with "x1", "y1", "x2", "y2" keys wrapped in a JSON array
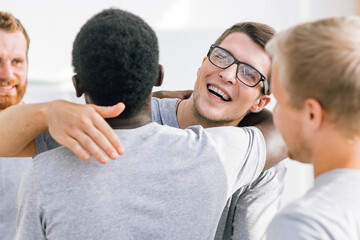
[
  {"x1": 208, "y1": 85, "x2": 230, "y2": 100},
  {"x1": 0, "y1": 86, "x2": 14, "y2": 90}
]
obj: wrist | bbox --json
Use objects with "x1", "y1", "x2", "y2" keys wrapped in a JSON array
[{"x1": 37, "y1": 101, "x2": 59, "y2": 132}]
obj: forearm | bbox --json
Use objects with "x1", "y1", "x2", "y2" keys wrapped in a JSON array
[
  {"x1": 0, "y1": 103, "x2": 48, "y2": 157},
  {"x1": 152, "y1": 90, "x2": 193, "y2": 99},
  {"x1": 238, "y1": 109, "x2": 271, "y2": 127}
]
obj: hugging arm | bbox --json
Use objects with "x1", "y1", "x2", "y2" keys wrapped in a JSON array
[
  {"x1": 0, "y1": 100, "x2": 125, "y2": 163},
  {"x1": 152, "y1": 90, "x2": 193, "y2": 100},
  {"x1": 239, "y1": 109, "x2": 287, "y2": 170}
]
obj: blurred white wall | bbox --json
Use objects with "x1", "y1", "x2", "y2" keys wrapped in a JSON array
[{"x1": 2, "y1": 0, "x2": 357, "y2": 207}]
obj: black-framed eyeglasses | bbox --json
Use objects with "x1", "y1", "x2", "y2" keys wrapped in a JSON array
[{"x1": 207, "y1": 44, "x2": 269, "y2": 94}]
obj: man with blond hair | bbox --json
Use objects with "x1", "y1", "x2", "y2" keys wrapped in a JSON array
[
  {"x1": 266, "y1": 16, "x2": 360, "y2": 239},
  {"x1": 0, "y1": 11, "x2": 32, "y2": 239}
]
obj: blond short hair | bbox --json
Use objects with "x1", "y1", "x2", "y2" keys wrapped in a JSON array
[
  {"x1": 0, "y1": 11, "x2": 30, "y2": 55},
  {"x1": 266, "y1": 16, "x2": 360, "y2": 137}
]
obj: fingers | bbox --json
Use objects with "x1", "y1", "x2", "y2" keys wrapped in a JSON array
[
  {"x1": 61, "y1": 136, "x2": 91, "y2": 162},
  {"x1": 45, "y1": 101, "x2": 125, "y2": 163},
  {"x1": 93, "y1": 102, "x2": 125, "y2": 118},
  {"x1": 90, "y1": 103, "x2": 126, "y2": 155},
  {"x1": 92, "y1": 115, "x2": 125, "y2": 156},
  {"x1": 61, "y1": 124, "x2": 117, "y2": 164},
  {"x1": 71, "y1": 111, "x2": 122, "y2": 163},
  {"x1": 47, "y1": 101, "x2": 126, "y2": 164}
]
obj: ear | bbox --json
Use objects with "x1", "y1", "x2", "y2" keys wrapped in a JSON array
[
  {"x1": 304, "y1": 98, "x2": 323, "y2": 131},
  {"x1": 72, "y1": 75, "x2": 84, "y2": 98},
  {"x1": 197, "y1": 57, "x2": 207, "y2": 77},
  {"x1": 249, "y1": 95, "x2": 271, "y2": 113},
  {"x1": 155, "y1": 64, "x2": 164, "y2": 87}
]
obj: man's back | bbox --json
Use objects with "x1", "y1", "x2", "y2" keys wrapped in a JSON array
[{"x1": 17, "y1": 123, "x2": 265, "y2": 239}]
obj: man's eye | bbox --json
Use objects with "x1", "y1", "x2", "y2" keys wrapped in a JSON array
[
  {"x1": 215, "y1": 54, "x2": 231, "y2": 64},
  {"x1": 215, "y1": 54, "x2": 226, "y2": 60},
  {"x1": 243, "y1": 69, "x2": 255, "y2": 79},
  {"x1": 12, "y1": 59, "x2": 23, "y2": 65}
]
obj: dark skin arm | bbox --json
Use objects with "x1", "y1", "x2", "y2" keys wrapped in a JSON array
[
  {"x1": 152, "y1": 90, "x2": 193, "y2": 100},
  {"x1": 239, "y1": 109, "x2": 287, "y2": 170}
]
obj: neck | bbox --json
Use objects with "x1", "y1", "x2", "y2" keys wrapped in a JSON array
[
  {"x1": 177, "y1": 98, "x2": 206, "y2": 129},
  {"x1": 312, "y1": 131, "x2": 360, "y2": 178},
  {"x1": 106, "y1": 108, "x2": 152, "y2": 129}
]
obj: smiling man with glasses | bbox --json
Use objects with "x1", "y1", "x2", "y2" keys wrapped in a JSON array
[{"x1": 152, "y1": 22, "x2": 287, "y2": 240}]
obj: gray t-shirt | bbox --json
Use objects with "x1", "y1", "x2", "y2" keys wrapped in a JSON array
[
  {"x1": 17, "y1": 123, "x2": 266, "y2": 239},
  {"x1": 151, "y1": 97, "x2": 286, "y2": 240},
  {"x1": 267, "y1": 169, "x2": 360, "y2": 240},
  {"x1": 0, "y1": 158, "x2": 32, "y2": 240}
]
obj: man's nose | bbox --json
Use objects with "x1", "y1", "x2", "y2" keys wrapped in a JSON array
[
  {"x1": 0, "y1": 61, "x2": 14, "y2": 81},
  {"x1": 219, "y1": 64, "x2": 237, "y2": 85}
]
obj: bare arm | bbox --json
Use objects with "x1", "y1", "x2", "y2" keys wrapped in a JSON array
[
  {"x1": 0, "y1": 100, "x2": 125, "y2": 163},
  {"x1": 152, "y1": 90, "x2": 193, "y2": 100},
  {"x1": 238, "y1": 109, "x2": 287, "y2": 170}
]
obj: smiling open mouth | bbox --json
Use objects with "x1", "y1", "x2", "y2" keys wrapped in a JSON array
[
  {"x1": 0, "y1": 86, "x2": 14, "y2": 89},
  {"x1": 207, "y1": 84, "x2": 231, "y2": 102}
]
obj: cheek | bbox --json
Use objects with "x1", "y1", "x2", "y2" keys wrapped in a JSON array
[{"x1": 16, "y1": 67, "x2": 28, "y2": 84}]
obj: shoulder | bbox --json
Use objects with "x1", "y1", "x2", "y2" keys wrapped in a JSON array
[
  {"x1": 35, "y1": 131, "x2": 61, "y2": 154},
  {"x1": 32, "y1": 146, "x2": 90, "y2": 179},
  {"x1": 267, "y1": 201, "x2": 318, "y2": 240},
  {"x1": 151, "y1": 97, "x2": 179, "y2": 126},
  {"x1": 151, "y1": 97, "x2": 178, "y2": 112},
  {"x1": 200, "y1": 126, "x2": 266, "y2": 155}
]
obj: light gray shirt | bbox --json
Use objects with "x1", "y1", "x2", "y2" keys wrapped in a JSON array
[
  {"x1": 267, "y1": 169, "x2": 360, "y2": 240},
  {"x1": 0, "y1": 158, "x2": 31, "y2": 240},
  {"x1": 151, "y1": 97, "x2": 286, "y2": 240},
  {"x1": 18, "y1": 123, "x2": 266, "y2": 239}
]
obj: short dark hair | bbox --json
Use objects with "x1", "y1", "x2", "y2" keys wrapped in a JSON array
[
  {"x1": 215, "y1": 22, "x2": 275, "y2": 94},
  {"x1": 72, "y1": 8, "x2": 159, "y2": 118},
  {"x1": 0, "y1": 11, "x2": 30, "y2": 55}
]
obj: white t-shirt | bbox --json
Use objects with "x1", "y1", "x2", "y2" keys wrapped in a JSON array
[{"x1": 267, "y1": 169, "x2": 360, "y2": 240}]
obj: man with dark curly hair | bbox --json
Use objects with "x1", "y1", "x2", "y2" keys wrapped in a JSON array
[{"x1": 16, "y1": 9, "x2": 275, "y2": 239}]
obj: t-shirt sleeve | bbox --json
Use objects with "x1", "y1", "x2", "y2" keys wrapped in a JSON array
[
  {"x1": 16, "y1": 164, "x2": 46, "y2": 240},
  {"x1": 34, "y1": 131, "x2": 61, "y2": 154},
  {"x1": 151, "y1": 97, "x2": 179, "y2": 127},
  {"x1": 202, "y1": 126, "x2": 266, "y2": 197}
]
